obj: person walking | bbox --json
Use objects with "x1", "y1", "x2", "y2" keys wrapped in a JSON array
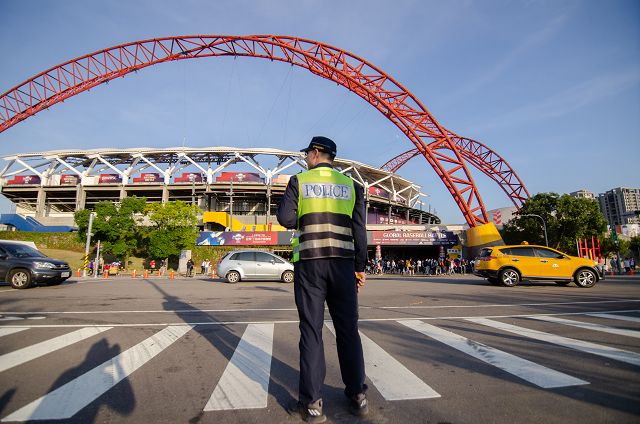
[
  {"x1": 186, "y1": 258, "x2": 194, "y2": 277},
  {"x1": 277, "y1": 136, "x2": 368, "y2": 423}
]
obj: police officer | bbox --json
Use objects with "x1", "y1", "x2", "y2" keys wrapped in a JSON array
[{"x1": 277, "y1": 136, "x2": 368, "y2": 423}]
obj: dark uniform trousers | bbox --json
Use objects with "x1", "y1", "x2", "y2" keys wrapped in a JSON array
[{"x1": 294, "y1": 257, "x2": 366, "y2": 405}]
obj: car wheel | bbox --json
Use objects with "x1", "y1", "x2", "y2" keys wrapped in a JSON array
[
  {"x1": 499, "y1": 268, "x2": 520, "y2": 287},
  {"x1": 574, "y1": 268, "x2": 597, "y2": 288},
  {"x1": 281, "y1": 270, "x2": 294, "y2": 283},
  {"x1": 9, "y1": 269, "x2": 32, "y2": 289},
  {"x1": 226, "y1": 271, "x2": 240, "y2": 284},
  {"x1": 554, "y1": 281, "x2": 571, "y2": 286}
]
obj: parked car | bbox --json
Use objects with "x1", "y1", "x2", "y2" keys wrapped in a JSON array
[
  {"x1": 0, "y1": 240, "x2": 72, "y2": 289},
  {"x1": 474, "y1": 243, "x2": 603, "y2": 288},
  {"x1": 216, "y1": 250, "x2": 294, "y2": 283}
]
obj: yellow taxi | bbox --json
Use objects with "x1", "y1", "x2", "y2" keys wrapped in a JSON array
[{"x1": 473, "y1": 243, "x2": 603, "y2": 288}]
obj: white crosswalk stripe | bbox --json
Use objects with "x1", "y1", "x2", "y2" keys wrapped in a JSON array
[
  {"x1": 398, "y1": 320, "x2": 588, "y2": 388},
  {"x1": 1, "y1": 325, "x2": 192, "y2": 422},
  {"x1": 204, "y1": 323, "x2": 274, "y2": 411},
  {"x1": 0, "y1": 326, "x2": 112, "y2": 373},
  {"x1": 1, "y1": 312, "x2": 639, "y2": 421},
  {"x1": 326, "y1": 322, "x2": 440, "y2": 400},
  {"x1": 530, "y1": 315, "x2": 640, "y2": 339},
  {"x1": 467, "y1": 318, "x2": 640, "y2": 367},
  {"x1": 586, "y1": 312, "x2": 640, "y2": 323},
  {"x1": 0, "y1": 328, "x2": 28, "y2": 338}
]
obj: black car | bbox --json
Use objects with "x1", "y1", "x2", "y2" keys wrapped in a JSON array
[{"x1": 0, "y1": 241, "x2": 72, "y2": 289}]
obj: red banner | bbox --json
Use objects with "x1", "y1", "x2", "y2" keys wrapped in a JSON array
[
  {"x1": 99, "y1": 174, "x2": 122, "y2": 183},
  {"x1": 369, "y1": 230, "x2": 457, "y2": 245},
  {"x1": 7, "y1": 175, "x2": 41, "y2": 185},
  {"x1": 368, "y1": 186, "x2": 390, "y2": 199},
  {"x1": 216, "y1": 172, "x2": 263, "y2": 183},
  {"x1": 133, "y1": 173, "x2": 161, "y2": 183},
  {"x1": 60, "y1": 174, "x2": 79, "y2": 185},
  {"x1": 174, "y1": 172, "x2": 203, "y2": 183}
]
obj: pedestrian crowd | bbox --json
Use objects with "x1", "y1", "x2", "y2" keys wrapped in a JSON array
[{"x1": 366, "y1": 257, "x2": 473, "y2": 275}]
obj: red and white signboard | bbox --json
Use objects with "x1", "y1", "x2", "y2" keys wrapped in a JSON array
[{"x1": 492, "y1": 210, "x2": 502, "y2": 225}]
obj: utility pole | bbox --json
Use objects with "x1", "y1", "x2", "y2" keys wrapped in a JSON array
[
  {"x1": 82, "y1": 212, "x2": 95, "y2": 277},
  {"x1": 94, "y1": 240, "x2": 101, "y2": 279}
]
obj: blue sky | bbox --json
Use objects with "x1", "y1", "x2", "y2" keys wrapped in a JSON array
[{"x1": 0, "y1": 0, "x2": 638, "y2": 223}]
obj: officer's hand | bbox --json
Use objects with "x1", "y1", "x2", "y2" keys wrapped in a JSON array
[{"x1": 355, "y1": 272, "x2": 366, "y2": 292}]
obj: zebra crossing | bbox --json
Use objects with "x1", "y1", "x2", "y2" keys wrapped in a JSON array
[{"x1": 0, "y1": 311, "x2": 639, "y2": 422}]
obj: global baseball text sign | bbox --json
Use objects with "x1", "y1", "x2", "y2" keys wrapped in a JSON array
[{"x1": 368, "y1": 230, "x2": 457, "y2": 245}]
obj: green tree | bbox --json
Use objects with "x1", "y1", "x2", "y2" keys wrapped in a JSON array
[
  {"x1": 501, "y1": 193, "x2": 608, "y2": 254},
  {"x1": 74, "y1": 196, "x2": 147, "y2": 266},
  {"x1": 144, "y1": 201, "x2": 199, "y2": 264},
  {"x1": 630, "y1": 236, "x2": 640, "y2": 259}
]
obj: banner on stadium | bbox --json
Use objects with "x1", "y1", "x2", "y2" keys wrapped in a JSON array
[
  {"x1": 215, "y1": 172, "x2": 263, "y2": 183},
  {"x1": 7, "y1": 175, "x2": 41, "y2": 185},
  {"x1": 175, "y1": 172, "x2": 203, "y2": 183},
  {"x1": 368, "y1": 230, "x2": 457, "y2": 246},
  {"x1": 133, "y1": 173, "x2": 161, "y2": 183},
  {"x1": 60, "y1": 174, "x2": 80, "y2": 185},
  {"x1": 98, "y1": 174, "x2": 122, "y2": 183},
  {"x1": 197, "y1": 231, "x2": 295, "y2": 246}
]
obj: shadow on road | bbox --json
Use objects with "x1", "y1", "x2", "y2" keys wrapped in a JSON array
[{"x1": 144, "y1": 279, "x2": 336, "y2": 421}]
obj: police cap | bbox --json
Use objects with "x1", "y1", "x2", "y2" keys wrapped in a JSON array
[{"x1": 301, "y1": 136, "x2": 337, "y2": 157}]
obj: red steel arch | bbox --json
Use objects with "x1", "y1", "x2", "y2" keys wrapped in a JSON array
[
  {"x1": 382, "y1": 134, "x2": 530, "y2": 209},
  {"x1": 0, "y1": 35, "x2": 489, "y2": 226}
]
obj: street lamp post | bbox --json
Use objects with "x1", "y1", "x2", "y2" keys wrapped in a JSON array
[
  {"x1": 82, "y1": 212, "x2": 96, "y2": 277},
  {"x1": 521, "y1": 214, "x2": 548, "y2": 246}
]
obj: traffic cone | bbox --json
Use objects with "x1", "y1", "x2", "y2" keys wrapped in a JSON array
[
  {"x1": 132, "y1": 269, "x2": 136, "y2": 279},
  {"x1": 144, "y1": 270, "x2": 149, "y2": 279},
  {"x1": 170, "y1": 270, "x2": 175, "y2": 280},
  {"x1": 103, "y1": 270, "x2": 108, "y2": 279},
  {"x1": 76, "y1": 268, "x2": 81, "y2": 277}
]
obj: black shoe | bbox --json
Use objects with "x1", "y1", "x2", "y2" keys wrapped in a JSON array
[
  {"x1": 346, "y1": 384, "x2": 369, "y2": 416},
  {"x1": 288, "y1": 399, "x2": 326, "y2": 423}
]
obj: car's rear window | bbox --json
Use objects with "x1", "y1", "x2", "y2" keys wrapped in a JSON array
[
  {"x1": 504, "y1": 247, "x2": 536, "y2": 257},
  {"x1": 1, "y1": 243, "x2": 46, "y2": 258},
  {"x1": 235, "y1": 252, "x2": 256, "y2": 261},
  {"x1": 479, "y1": 248, "x2": 494, "y2": 258}
]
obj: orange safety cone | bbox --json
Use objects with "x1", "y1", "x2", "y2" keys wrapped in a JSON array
[
  {"x1": 103, "y1": 270, "x2": 109, "y2": 279},
  {"x1": 76, "y1": 268, "x2": 81, "y2": 277},
  {"x1": 132, "y1": 269, "x2": 136, "y2": 279},
  {"x1": 144, "y1": 270, "x2": 149, "y2": 279},
  {"x1": 170, "y1": 270, "x2": 175, "y2": 280}
]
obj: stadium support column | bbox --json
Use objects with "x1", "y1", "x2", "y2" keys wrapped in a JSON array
[
  {"x1": 119, "y1": 184, "x2": 127, "y2": 201},
  {"x1": 35, "y1": 186, "x2": 46, "y2": 218},
  {"x1": 75, "y1": 184, "x2": 86, "y2": 211},
  {"x1": 162, "y1": 185, "x2": 169, "y2": 203},
  {"x1": 266, "y1": 184, "x2": 272, "y2": 226}
]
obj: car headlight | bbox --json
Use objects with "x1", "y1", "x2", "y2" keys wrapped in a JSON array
[{"x1": 33, "y1": 261, "x2": 56, "y2": 269}]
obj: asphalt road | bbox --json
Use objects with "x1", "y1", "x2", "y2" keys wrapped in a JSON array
[{"x1": 0, "y1": 273, "x2": 639, "y2": 424}]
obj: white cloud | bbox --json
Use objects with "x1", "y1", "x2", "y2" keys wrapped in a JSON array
[{"x1": 474, "y1": 67, "x2": 640, "y2": 131}]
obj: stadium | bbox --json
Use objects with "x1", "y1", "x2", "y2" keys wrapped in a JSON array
[{"x1": 0, "y1": 146, "x2": 462, "y2": 259}]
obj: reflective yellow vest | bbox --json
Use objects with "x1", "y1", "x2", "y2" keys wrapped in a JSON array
[{"x1": 292, "y1": 167, "x2": 356, "y2": 262}]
